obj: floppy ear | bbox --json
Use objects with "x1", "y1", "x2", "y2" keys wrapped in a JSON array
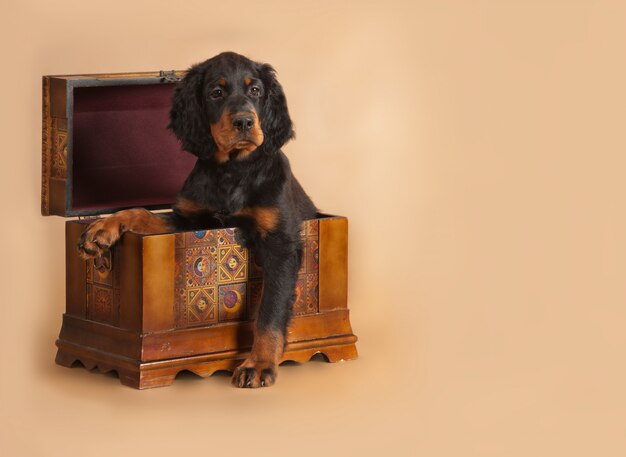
[
  {"x1": 168, "y1": 65, "x2": 216, "y2": 159},
  {"x1": 259, "y1": 63, "x2": 294, "y2": 152}
]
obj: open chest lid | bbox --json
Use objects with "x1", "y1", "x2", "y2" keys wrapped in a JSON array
[{"x1": 41, "y1": 71, "x2": 197, "y2": 217}]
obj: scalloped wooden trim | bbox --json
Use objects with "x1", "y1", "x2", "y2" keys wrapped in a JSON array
[{"x1": 56, "y1": 335, "x2": 358, "y2": 389}]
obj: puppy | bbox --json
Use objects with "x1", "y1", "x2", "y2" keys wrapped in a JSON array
[{"x1": 78, "y1": 52, "x2": 317, "y2": 388}]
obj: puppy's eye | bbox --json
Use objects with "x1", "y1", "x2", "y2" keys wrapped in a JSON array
[
  {"x1": 209, "y1": 89, "x2": 224, "y2": 100},
  {"x1": 249, "y1": 86, "x2": 261, "y2": 97}
]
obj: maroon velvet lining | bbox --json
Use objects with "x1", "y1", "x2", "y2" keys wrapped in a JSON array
[{"x1": 72, "y1": 84, "x2": 196, "y2": 212}]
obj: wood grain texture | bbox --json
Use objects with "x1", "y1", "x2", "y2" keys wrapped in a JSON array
[
  {"x1": 142, "y1": 309, "x2": 355, "y2": 361},
  {"x1": 55, "y1": 334, "x2": 357, "y2": 389},
  {"x1": 43, "y1": 77, "x2": 69, "y2": 215},
  {"x1": 319, "y1": 217, "x2": 349, "y2": 311},
  {"x1": 47, "y1": 71, "x2": 186, "y2": 80},
  {"x1": 58, "y1": 216, "x2": 357, "y2": 388},
  {"x1": 41, "y1": 72, "x2": 187, "y2": 217},
  {"x1": 118, "y1": 232, "x2": 143, "y2": 331},
  {"x1": 65, "y1": 222, "x2": 87, "y2": 318},
  {"x1": 142, "y1": 234, "x2": 175, "y2": 332},
  {"x1": 57, "y1": 314, "x2": 142, "y2": 360},
  {"x1": 56, "y1": 306, "x2": 355, "y2": 362}
]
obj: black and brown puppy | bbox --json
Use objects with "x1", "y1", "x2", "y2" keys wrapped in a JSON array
[{"x1": 77, "y1": 52, "x2": 317, "y2": 388}]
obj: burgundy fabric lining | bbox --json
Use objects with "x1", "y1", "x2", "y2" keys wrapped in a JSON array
[{"x1": 72, "y1": 84, "x2": 196, "y2": 212}]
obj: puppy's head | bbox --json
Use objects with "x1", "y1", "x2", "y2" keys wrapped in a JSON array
[{"x1": 169, "y1": 52, "x2": 294, "y2": 162}]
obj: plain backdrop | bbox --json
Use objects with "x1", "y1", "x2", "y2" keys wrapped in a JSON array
[{"x1": 1, "y1": 1, "x2": 626, "y2": 456}]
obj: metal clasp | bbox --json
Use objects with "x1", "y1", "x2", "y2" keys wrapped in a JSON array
[{"x1": 159, "y1": 70, "x2": 181, "y2": 82}]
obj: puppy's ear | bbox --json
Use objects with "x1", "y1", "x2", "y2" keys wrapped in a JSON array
[
  {"x1": 259, "y1": 63, "x2": 294, "y2": 152},
  {"x1": 168, "y1": 65, "x2": 216, "y2": 158}
]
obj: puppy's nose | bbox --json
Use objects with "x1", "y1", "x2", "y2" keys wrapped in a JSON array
[{"x1": 232, "y1": 114, "x2": 254, "y2": 132}]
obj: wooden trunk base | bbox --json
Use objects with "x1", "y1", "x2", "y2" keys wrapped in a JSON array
[{"x1": 55, "y1": 335, "x2": 358, "y2": 389}]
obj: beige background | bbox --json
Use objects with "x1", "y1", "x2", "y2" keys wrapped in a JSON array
[{"x1": 1, "y1": 0, "x2": 626, "y2": 455}]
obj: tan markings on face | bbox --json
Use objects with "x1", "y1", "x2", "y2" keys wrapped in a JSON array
[
  {"x1": 218, "y1": 78, "x2": 226, "y2": 87},
  {"x1": 244, "y1": 77, "x2": 252, "y2": 86},
  {"x1": 234, "y1": 207, "x2": 279, "y2": 237},
  {"x1": 210, "y1": 110, "x2": 264, "y2": 163}
]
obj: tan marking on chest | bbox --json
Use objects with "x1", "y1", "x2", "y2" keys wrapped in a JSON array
[
  {"x1": 235, "y1": 207, "x2": 280, "y2": 237},
  {"x1": 174, "y1": 197, "x2": 214, "y2": 217}
]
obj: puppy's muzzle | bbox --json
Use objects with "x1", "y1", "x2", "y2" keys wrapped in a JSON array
[{"x1": 232, "y1": 114, "x2": 254, "y2": 133}]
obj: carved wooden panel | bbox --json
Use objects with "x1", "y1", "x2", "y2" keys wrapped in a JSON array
[
  {"x1": 51, "y1": 118, "x2": 68, "y2": 179},
  {"x1": 85, "y1": 248, "x2": 120, "y2": 326},
  {"x1": 41, "y1": 77, "x2": 51, "y2": 214}
]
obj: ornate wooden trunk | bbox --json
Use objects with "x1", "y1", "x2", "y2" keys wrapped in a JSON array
[{"x1": 42, "y1": 71, "x2": 357, "y2": 389}]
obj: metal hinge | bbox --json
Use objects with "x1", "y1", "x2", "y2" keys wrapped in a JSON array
[{"x1": 159, "y1": 70, "x2": 181, "y2": 82}]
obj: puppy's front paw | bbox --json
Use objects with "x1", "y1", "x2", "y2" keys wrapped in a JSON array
[
  {"x1": 232, "y1": 359, "x2": 277, "y2": 388},
  {"x1": 77, "y1": 218, "x2": 122, "y2": 260}
]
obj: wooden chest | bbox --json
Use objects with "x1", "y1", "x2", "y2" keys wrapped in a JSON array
[{"x1": 42, "y1": 71, "x2": 358, "y2": 389}]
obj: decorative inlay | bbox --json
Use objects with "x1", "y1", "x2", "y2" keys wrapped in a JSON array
[
  {"x1": 51, "y1": 128, "x2": 68, "y2": 178},
  {"x1": 218, "y1": 283, "x2": 247, "y2": 321},
  {"x1": 218, "y1": 245, "x2": 247, "y2": 283},
  {"x1": 86, "y1": 249, "x2": 120, "y2": 326},
  {"x1": 186, "y1": 287, "x2": 217, "y2": 324},
  {"x1": 173, "y1": 220, "x2": 320, "y2": 328},
  {"x1": 41, "y1": 78, "x2": 51, "y2": 214}
]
